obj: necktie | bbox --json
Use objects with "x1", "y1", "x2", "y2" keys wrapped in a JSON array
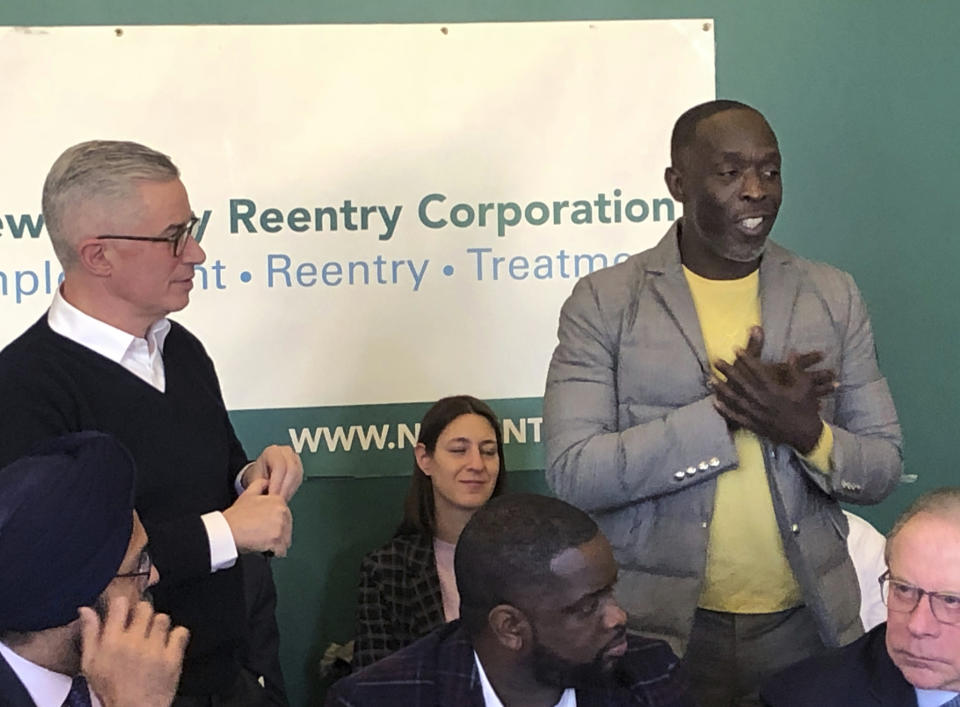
[{"x1": 62, "y1": 675, "x2": 92, "y2": 707}]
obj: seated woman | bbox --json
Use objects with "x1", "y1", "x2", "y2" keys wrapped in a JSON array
[{"x1": 352, "y1": 395, "x2": 505, "y2": 669}]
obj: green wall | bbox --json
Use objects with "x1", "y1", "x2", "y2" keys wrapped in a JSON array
[{"x1": 3, "y1": 2, "x2": 957, "y2": 704}]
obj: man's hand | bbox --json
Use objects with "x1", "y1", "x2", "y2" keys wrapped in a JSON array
[
  {"x1": 241, "y1": 444, "x2": 303, "y2": 502},
  {"x1": 223, "y1": 477, "x2": 293, "y2": 556},
  {"x1": 79, "y1": 596, "x2": 189, "y2": 707},
  {"x1": 711, "y1": 326, "x2": 837, "y2": 454},
  {"x1": 712, "y1": 325, "x2": 764, "y2": 433}
]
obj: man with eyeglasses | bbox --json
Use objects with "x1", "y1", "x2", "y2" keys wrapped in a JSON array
[
  {"x1": 760, "y1": 487, "x2": 960, "y2": 707},
  {"x1": 0, "y1": 431, "x2": 189, "y2": 707},
  {"x1": 0, "y1": 141, "x2": 302, "y2": 705}
]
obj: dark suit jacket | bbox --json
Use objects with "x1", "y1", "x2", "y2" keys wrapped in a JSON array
[
  {"x1": 0, "y1": 651, "x2": 37, "y2": 707},
  {"x1": 241, "y1": 552, "x2": 288, "y2": 705},
  {"x1": 760, "y1": 623, "x2": 917, "y2": 706},
  {"x1": 329, "y1": 620, "x2": 697, "y2": 706},
  {"x1": 353, "y1": 533, "x2": 445, "y2": 669}
]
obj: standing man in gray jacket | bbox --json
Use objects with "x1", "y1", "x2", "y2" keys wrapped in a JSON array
[{"x1": 544, "y1": 99, "x2": 902, "y2": 706}]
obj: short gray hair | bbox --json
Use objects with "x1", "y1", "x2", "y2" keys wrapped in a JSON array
[
  {"x1": 42, "y1": 140, "x2": 179, "y2": 268},
  {"x1": 885, "y1": 487, "x2": 960, "y2": 565}
]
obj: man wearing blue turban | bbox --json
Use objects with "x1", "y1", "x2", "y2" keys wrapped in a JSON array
[{"x1": 0, "y1": 432, "x2": 189, "y2": 706}]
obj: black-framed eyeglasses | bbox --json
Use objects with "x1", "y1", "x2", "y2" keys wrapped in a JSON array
[
  {"x1": 879, "y1": 570, "x2": 960, "y2": 625},
  {"x1": 115, "y1": 550, "x2": 152, "y2": 585},
  {"x1": 96, "y1": 215, "x2": 199, "y2": 257}
]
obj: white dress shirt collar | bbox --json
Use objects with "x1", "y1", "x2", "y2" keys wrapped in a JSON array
[
  {"x1": 46, "y1": 288, "x2": 240, "y2": 572},
  {"x1": 473, "y1": 651, "x2": 576, "y2": 707},
  {"x1": 0, "y1": 641, "x2": 102, "y2": 707},
  {"x1": 47, "y1": 287, "x2": 171, "y2": 391},
  {"x1": 915, "y1": 688, "x2": 960, "y2": 707}
]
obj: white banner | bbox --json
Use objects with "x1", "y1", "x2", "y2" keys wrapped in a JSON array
[{"x1": 0, "y1": 21, "x2": 713, "y2": 469}]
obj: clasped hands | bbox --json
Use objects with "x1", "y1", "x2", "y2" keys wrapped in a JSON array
[
  {"x1": 710, "y1": 326, "x2": 836, "y2": 455},
  {"x1": 223, "y1": 444, "x2": 303, "y2": 557}
]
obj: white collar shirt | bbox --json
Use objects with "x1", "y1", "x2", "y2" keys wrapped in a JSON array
[
  {"x1": 0, "y1": 641, "x2": 102, "y2": 707},
  {"x1": 473, "y1": 651, "x2": 576, "y2": 707},
  {"x1": 915, "y1": 688, "x2": 960, "y2": 707},
  {"x1": 44, "y1": 287, "x2": 239, "y2": 572},
  {"x1": 47, "y1": 287, "x2": 170, "y2": 392}
]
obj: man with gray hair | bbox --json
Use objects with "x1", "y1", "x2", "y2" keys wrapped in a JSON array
[
  {"x1": 0, "y1": 140, "x2": 302, "y2": 705},
  {"x1": 761, "y1": 488, "x2": 960, "y2": 706}
]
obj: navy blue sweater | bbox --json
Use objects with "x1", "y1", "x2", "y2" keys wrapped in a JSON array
[{"x1": 0, "y1": 316, "x2": 250, "y2": 696}]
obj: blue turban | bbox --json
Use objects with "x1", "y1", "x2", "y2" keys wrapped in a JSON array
[{"x1": 0, "y1": 431, "x2": 136, "y2": 632}]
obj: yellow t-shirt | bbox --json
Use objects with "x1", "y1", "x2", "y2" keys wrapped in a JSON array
[{"x1": 683, "y1": 266, "x2": 831, "y2": 613}]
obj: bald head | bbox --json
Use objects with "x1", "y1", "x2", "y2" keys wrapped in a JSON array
[
  {"x1": 454, "y1": 494, "x2": 600, "y2": 638},
  {"x1": 670, "y1": 99, "x2": 774, "y2": 170},
  {"x1": 885, "y1": 487, "x2": 960, "y2": 565}
]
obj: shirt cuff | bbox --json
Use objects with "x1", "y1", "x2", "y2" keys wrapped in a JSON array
[
  {"x1": 202, "y1": 511, "x2": 239, "y2": 572},
  {"x1": 801, "y1": 421, "x2": 834, "y2": 474},
  {"x1": 235, "y1": 463, "x2": 253, "y2": 496}
]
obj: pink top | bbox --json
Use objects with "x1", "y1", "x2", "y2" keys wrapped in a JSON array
[{"x1": 433, "y1": 537, "x2": 460, "y2": 622}]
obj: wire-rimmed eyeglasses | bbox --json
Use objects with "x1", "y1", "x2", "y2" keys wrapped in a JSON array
[
  {"x1": 115, "y1": 550, "x2": 153, "y2": 586},
  {"x1": 879, "y1": 570, "x2": 960, "y2": 625}
]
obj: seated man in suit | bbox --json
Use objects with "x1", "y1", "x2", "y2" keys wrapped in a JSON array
[
  {"x1": 327, "y1": 493, "x2": 695, "y2": 707},
  {"x1": 0, "y1": 432, "x2": 189, "y2": 706},
  {"x1": 761, "y1": 487, "x2": 960, "y2": 707}
]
